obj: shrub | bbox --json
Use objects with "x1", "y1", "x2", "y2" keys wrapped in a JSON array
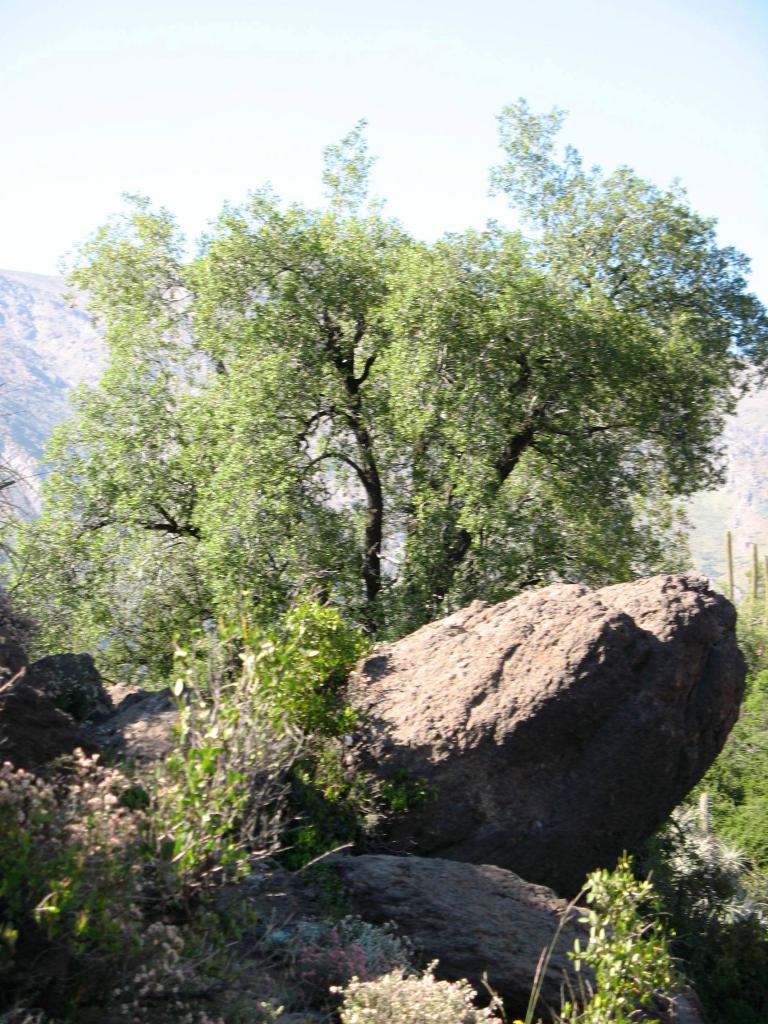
[
  {"x1": 337, "y1": 965, "x2": 503, "y2": 1024},
  {"x1": 151, "y1": 599, "x2": 368, "y2": 883},
  {"x1": 0, "y1": 753, "x2": 145, "y2": 1015},
  {"x1": 0, "y1": 587, "x2": 34, "y2": 649},
  {"x1": 557, "y1": 855, "x2": 677, "y2": 1024},
  {"x1": 519, "y1": 856, "x2": 677, "y2": 1024},
  {"x1": 698, "y1": 668, "x2": 768, "y2": 872},
  {"x1": 284, "y1": 915, "x2": 412, "y2": 1004},
  {"x1": 643, "y1": 803, "x2": 768, "y2": 1024},
  {"x1": 150, "y1": 640, "x2": 302, "y2": 891},
  {"x1": 108, "y1": 921, "x2": 227, "y2": 1024},
  {"x1": 237, "y1": 601, "x2": 368, "y2": 735}
]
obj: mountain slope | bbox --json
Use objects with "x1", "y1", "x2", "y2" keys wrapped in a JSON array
[
  {"x1": 688, "y1": 387, "x2": 768, "y2": 592},
  {"x1": 0, "y1": 269, "x2": 105, "y2": 510}
]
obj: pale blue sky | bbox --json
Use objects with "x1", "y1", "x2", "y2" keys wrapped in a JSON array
[{"x1": 2, "y1": 0, "x2": 767, "y2": 301}]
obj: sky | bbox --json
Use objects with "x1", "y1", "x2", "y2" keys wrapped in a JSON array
[{"x1": 2, "y1": 0, "x2": 767, "y2": 302}]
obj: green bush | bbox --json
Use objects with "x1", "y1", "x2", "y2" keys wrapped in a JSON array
[
  {"x1": 555, "y1": 856, "x2": 676, "y2": 1024},
  {"x1": 157, "y1": 600, "x2": 370, "y2": 877},
  {"x1": 699, "y1": 668, "x2": 768, "y2": 872},
  {"x1": 151, "y1": 643, "x2": 300, "y2": 889},
  {"x1": 237, "y1": 600, "x2": 368, "y2": 735}
]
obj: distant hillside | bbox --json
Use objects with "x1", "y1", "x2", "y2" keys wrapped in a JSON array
[
  {"x1": 688, "y1": 387, "x2": 768, "y2": 593},
  {"x1": 0, "y1": 269, "x2": 105, "y2": 510}
]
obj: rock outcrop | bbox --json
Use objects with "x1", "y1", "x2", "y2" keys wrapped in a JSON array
[
  {"x1": 348, "y1": 574, "x2": 745, "y2": 894},
  {"x1": 27, "y1": 652, "x2": 111, "y2": 721},
  {"x1": 328, "y1": 853, "x2": 588, "y2": 1018},
  {"x1": 87, "y1": 686, "x2": 177, "y2": 762},
  {"x1": 0, "y1": 641, "x2": 98, "y2": 770}
]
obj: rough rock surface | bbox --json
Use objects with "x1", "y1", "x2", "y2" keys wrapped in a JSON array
[
  {"x1": 656, "y1": 988, "x2": 707, "y2": 1024},
  {"x1": 27, "y1": 652, "x2": 111, "y2": 721},
  {"x1": 0, "y1": 639, "x2": 26, "y2": 686},
  {"x1": 328, "y1": 853, "x2": 587, "y2": 1018},
  {"x1": 0, "y1": 641, "x2": 98, "y2": 769},
  {"x1": 88, "y1": 686, "x2": 177, "y2": 762},
  {"x1": 348, "y1": 574, "x2": 745, "y2": 894}
]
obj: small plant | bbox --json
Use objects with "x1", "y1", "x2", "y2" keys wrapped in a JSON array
[
  {"x1": 337, "y1": 964, "x2": 503, "y2": 1024},
  {"x1": 643, "y1": 803, "x2": 768, "y2": 1024},
  {"x1": 517, "y1": 856, "x2": 677, "y2": 1024},
  {"x1": 286, "y1": 915, "x2": 412, "y2": 1003},
  {"x1": 150, "y1": 639, "x2": 301, "y2": 890},
  {"x1": 558, "y1": 855, "x2": 676, "y2": 1024},
  {"x1": 108, "y1": 921, "x2": 228, "y2": 1024}
]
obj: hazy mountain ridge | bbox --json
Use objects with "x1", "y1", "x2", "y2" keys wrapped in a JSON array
[
  {"x1": 0, "y1": 269, "x2": 105, "y2": 508},
  {"x1": 688, "y1": 387, "x2": 768, "y2": 590}
]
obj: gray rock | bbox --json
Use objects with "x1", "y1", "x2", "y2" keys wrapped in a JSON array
[
  {"x1": 27, "y1": 652, "x2": 110, "y2": 722},
  {"x1": 0, "y1": 639, "x2": 26, "y2": 686},
  {"x1": 0, "y1": 667, "x2": 99, "y2": 771},
  {"x1": 348, "y1": 574, "x2": 745, "y2": 894},
  {"x1": 327, "y1": 853, "x2": 588, "y2": 1019},
  {"x1": 89, "y1": 686, "x2": 177, "y2": 762}
]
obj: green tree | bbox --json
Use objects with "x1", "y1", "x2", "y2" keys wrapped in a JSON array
[{"x1": 12, "y1": 108, "x2": 768, "y2": 676}]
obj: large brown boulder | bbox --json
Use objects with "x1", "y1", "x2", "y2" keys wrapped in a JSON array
[
  {"x1": 349, "y1": 574, "x2": 745, "y2": 894},
  {"x1": 327, "y1": 853, "x2": 587, "y2": 1018}
]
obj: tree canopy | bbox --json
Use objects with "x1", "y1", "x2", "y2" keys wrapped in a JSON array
[{"x1": 10, "y1": 106, "x2": 768, "y2": 678}]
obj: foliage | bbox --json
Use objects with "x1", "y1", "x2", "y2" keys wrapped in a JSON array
[
  {"x1": 734, "y1": 594, "x2": 768, "y2": 676},
  {"x1": 150, "y1": 632, "x2": 306, "y2": 889},
  {"x1": 0, "y1": 753, "x2": 236, "y2": 1021},
  {"x1": 153, "y1": 600, "x2": 369, "y2": 880},
  {"x1": 0, "y1": 587, "x2": 35, "y2": 650},
  {"x1": 556, "y1": 856, "x2": 676, "y2": 1024},
  {"x1": 282, "y1": 738, "x2": 376, "y2": 870},
  {"x1": 11, "y1": 106, "x2": 767, "y2": 672},
  {"x1": 642, "y1": 804, "x2": 768, "y2": 1024},
  {"x1": 692, "y1": 596, "x2": 768, "y2": 876},
  {"x1": 281, "y1": 915, "x2": 411, "y2": 1005},
  {"x1": 0, "y1": 603, "x2": 364, "y2": 1013},
  {"x1": 0, "y1": 753, "x2": 146, "y2": 1014},
  {"x1": 282, "y1": 736, "x2": 433, "y2": 870},
  {"x1": 236, "y1": 600, "x2": 368, "y2": 735},
  {"x1": 150, "y1": 603, "x2": 416, "y2": 881},
  {"x1": 337, "y1": 964, "x2": 503, "y2": 1024},
  {"x1": 518, "y1": 857, "x2": 677, "y2": 1024},
  {"x1": 644, "y1": 587, "x2": 768, "y2": 1024},
  {"x1": 698, "y1": 666, "x2": 768, "y2": 872}
]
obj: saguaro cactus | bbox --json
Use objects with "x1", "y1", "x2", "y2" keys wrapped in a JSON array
[{"x1": 726, "y1": 531, "x2": 735, "y2": 602}]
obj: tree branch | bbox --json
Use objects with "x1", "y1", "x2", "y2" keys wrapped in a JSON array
[
  {"x1": 304, "y1": 450, "x2": 366, "y2": 482},
  {"x1": 352, "y1": 351, "x2": 377, "y2": 392}
]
